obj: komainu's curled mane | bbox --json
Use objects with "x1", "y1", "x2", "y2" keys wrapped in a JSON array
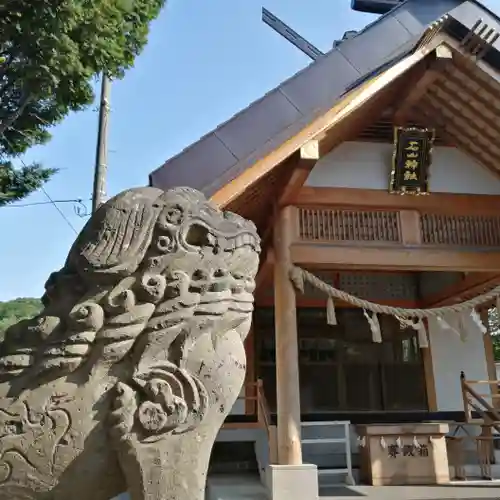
[{"x1": 0, "y1": 187, "x2": 260, "y2": 500}]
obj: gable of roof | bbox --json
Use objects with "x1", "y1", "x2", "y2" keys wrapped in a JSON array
[{"x1": 149, "y1": 0, "x2": 500, "y2": 207}]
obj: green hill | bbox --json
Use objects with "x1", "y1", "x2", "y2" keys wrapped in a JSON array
[{"x1": 0, "y1": 297, "x2": 42, "y2": 339}]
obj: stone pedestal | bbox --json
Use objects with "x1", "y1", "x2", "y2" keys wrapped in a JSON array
[
  {"x1": 357, "y1": 423, "x2": 450, "y2": 486},
  {"x1": 267, "y1": 464, "x2": 319, "y2": 500}
]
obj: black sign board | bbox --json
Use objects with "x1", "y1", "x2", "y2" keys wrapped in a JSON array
[{"x1": 390, "y1": 126, "x2": 435, "y2": 195}]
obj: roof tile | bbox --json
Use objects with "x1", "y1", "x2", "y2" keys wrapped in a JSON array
[
  {"x1": 337, "y1": 14, "x2": 414, "y2": 74},
  {"x1": 279, "y1": 50, "x2": 361, "y2": 114},
  {"x1": 149, "y1": 133, "x2": 237, "y2": 192},
  {"x1": 215, "y1": 89, "x2": 302, "y2": 160},
  {"x1": 394, "y1": 0, "x2": 460, "y2": 35}
]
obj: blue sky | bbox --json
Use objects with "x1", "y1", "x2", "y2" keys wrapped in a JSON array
[{"x1": 0, "y1": 0, "x2": 498, "y2": 301}]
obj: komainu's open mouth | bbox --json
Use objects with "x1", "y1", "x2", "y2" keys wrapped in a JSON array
[
  {"x1": 182, "y1": 222, "x2": 260, "y2": 253},
  {"x1": 184, "y1": 224, "x2": 214, "y2": 248},
  {"x1": 224, "y1": 232, "x2": 260, "y2": 252}
]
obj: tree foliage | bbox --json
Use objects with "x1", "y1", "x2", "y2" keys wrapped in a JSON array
[
  {"x1": 0, "y1": 297, "x2": 42, "y2": 340},
  {"x1": 0, "y1": 0, "x2": 166, "y2": 205},
  {"x1": 0, "y1": 161, "x2": 57, "y2": 206},
  {"x1": 488, "y1": 307, "x2": 500, "y2": 361}
]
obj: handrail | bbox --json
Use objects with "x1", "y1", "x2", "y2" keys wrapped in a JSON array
[
  {"x1": 257, "y1": 379, "x2": 271, "y2": 428},
  {"x1": 221, "y1": 380, "x2": 278, "y2": 463},
  {"x1": 460, "y1": 371, "x2": 500, "y2": 434},
  {"x1": 257, "y1": 379, "x2": 278, "y2": 464},
  {"x1": 465, "y1": 380, "x2": 500, "y2": 385}
]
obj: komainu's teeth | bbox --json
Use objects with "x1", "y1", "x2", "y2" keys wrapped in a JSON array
[{"x1": 224, "y1": 232, "x2": 259, "y2": 250}]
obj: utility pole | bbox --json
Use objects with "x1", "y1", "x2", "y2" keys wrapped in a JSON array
[{"x1": 92, "y1": 73, "x2": 111, "y2": 213}]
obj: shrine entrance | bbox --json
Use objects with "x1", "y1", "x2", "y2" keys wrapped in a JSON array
[{"x1": 255, "y1": 306, "x2": 427, "y2": 416}]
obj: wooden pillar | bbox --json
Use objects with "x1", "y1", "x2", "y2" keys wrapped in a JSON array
[
  {"x1": 422, "y1": 319, "x2": 438, "y2": 412},
  {"x1": 273, "y1": 205, "x2": 302, "y2": 465}
]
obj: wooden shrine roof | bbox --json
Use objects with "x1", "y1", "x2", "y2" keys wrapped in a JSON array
[{"x1": 149, "y1": 0, "x2": 500, "y2": 237}]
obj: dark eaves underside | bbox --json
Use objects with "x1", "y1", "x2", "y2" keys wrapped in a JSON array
[{"x1": 149, "y1": 0, "x2": 500, "y2": 200}]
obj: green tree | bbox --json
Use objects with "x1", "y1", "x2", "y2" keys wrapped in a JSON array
[
  {"x1": 0, "y1": 297, "x2": 43, "y2": 340},
  {"x1": 0, "y1": 161, "x2": 56, "y2": 206},
  {"x1": 489, "y1": 307, "x2": 500, "y2": 361},
  {"x1": 0, "y1": 0, "x2": 166, "y2": 205}
]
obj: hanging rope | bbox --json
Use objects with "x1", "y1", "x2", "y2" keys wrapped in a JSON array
[
  {"x1": 290, "y1": 266, "x2": 499, "y2": 318},
  {"x1": 289, "y1": 266, "x2": 495, "y2": 347}
]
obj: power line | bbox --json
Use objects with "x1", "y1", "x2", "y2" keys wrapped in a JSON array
[
  {"x1": 1, "y1": 133, "x2": 79, "y2": 234},
  {"x1": 40, "y1": 186, "x2": 78, "y2": 234},
  {"x1": 4, "y1": 198, "x2": 90, "y2": 208}
]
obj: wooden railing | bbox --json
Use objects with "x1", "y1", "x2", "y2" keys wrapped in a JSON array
[
  {"x1": 421, "y1": 214, "x2": 500, "y2": 247},
  {"x1": 447, "y1": 433, "x2": 496, "y2": 480},
  {"x1": 453, "y1": 372, "x2": 500, "y2": 480},
  {"x1": 222, "y1": 380, "x2": 278, "y2": 464},
  {"x1": 295, "y1": 206, "x2": 500, "y2": 249},
  {"x1": 257, "y1": 379, "x2": 278, "y2": 464},
  {"x1": 297, "y1": 207, "x2": 401, "y2": 243},
  {"x1": 460, "y1": 371, "x2": 500, "y2": 431}
]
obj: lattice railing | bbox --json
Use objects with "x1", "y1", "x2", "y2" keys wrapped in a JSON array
[
  {"x1": 420, "y1": 214, "x2": 500, "y2": 247},
  {"x1": 298, "y1": 208, "x2": 401, "y2": 243},
  {"x1": 296, "y1": 207, "x2": 500, "y2": 249}
]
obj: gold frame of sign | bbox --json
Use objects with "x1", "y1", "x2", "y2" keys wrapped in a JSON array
[{"x1": 357, "y1": 423, "x2": 450, "y2": 486}]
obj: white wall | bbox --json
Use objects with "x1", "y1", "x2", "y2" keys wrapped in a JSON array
[
  {"x1": 429, "y1": 316, "x2": 488, "y2": 411},
  {"x1": 306, "y1": 142, "x2": 500, "y2": 195}
]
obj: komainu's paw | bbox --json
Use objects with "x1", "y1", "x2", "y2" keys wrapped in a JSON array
[{"x1": 109, "y1": 381, "x2": 138, "y2": 446}]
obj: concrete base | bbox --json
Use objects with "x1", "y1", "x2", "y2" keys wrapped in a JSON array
[
  {"x1": 267, "y1": 464, "x2": 319, "y2": 500},
  {"x1": 206, "y1": 474, "x2": 267, "y2": 500},
  {"x1": 321, "y1": 484, "x2": 500, "y2": 500}
]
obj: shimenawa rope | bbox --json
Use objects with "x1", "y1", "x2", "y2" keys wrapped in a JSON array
[{"x1": 289, "y1": 266, "x2": 495, "y2": 347}]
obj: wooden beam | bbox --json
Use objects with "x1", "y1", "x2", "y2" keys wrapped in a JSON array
[
  {"x1": 300, "y1": 140, "x2": 320, "y2": 161},
  {"x1": 434, "y1": 34, "x2": 500, "y2": 95},
  {"x1": 256, "y1": 295, "x2": 419, "y2": 309},
  {"x1": 274, "y1": 206, "x2": 302, "y2": 465},
  {"x1": 424, "y1": 91, "x2": 500, "y2": 158},
  {"x1": 422, "y1": 319, "x2": 438, "y2": 412},
  {"x1": 393, "y1": 44, "x2": 453, "y2": 125},
  {"x1": 294, "y1": 187, "x2": 500, "y2": 216},
  {"x1": 256, "y1": 150, "x2": 314, "y2": 268},
  {"x1": 290, "y1": 244, "x2": 500, "y2": 272},
  {"x1": 255, "y1": 158, "x2": 300, "y2": 282},
  {"x1": 312, "y1": 66, "x2": 416, "y2": 158},
  {"x1": 423, "y1": 273, "x2": 500, "y2": 307},
  {"x1": 441, "y1": 63, "x2": 500, "y2": 124},
  {"x1": 211, "y1": 40, "x2": 445, "y2": 208},
  {"x1": 257, "y1": 271, "x2": 500, "y2": 308},
  {"x1": 416, "y1": 103, "x2": 500, "y2": 177},
  {"x1": 436, "y1": 76, "x2": 500, "y2": 146},
  {"x1": 278, "y1": 144, "x2": 319, "y2": 206},
  {"x1": 278, "y1": 166, "x2": 314, "y2": 206},
  {"x1": 399, "y1": 210, "x2": 422, "y2": 246}
]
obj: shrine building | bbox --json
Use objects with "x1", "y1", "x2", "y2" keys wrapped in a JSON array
[{"x1": 149, "y1": 0, "x2": 500, "y2": 497}]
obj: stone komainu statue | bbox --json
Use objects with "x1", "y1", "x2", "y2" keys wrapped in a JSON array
[{"x1": 0, "y1": 187, "x2": 260, "y2": 500}]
